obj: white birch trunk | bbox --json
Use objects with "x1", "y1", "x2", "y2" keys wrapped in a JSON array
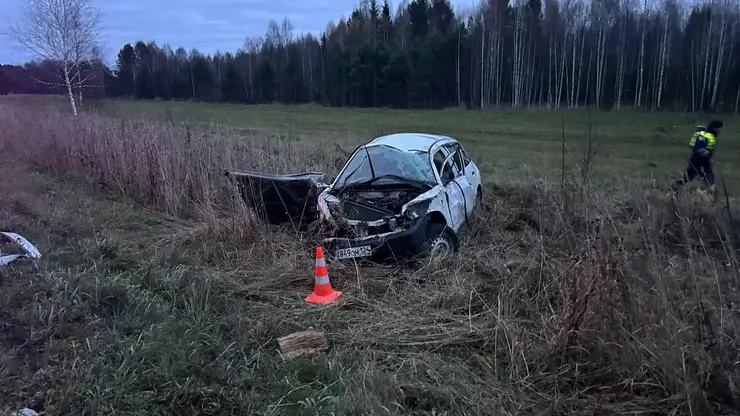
[
  {"x1": 710, "y1": 13, "x2": 726, "y2": 109},
  {"x1": 64, "y1": 66, "x2": 78, "y2": 117},
  {"x1": 614, "y1": 8, "x2": 627, "y2": 110},
  {"x1": 655, "y1": 10, "x2": 670, "y2": 109},
  {"x1": 480, "y1": 13, "x2": 485, "y2": 109},
  {"x1": 556, "y1": 26, "x2": 567, "y2": 108},
  {"x1": 457, "y1": 23, "x2": 461, "y2": 106},
  {"x1": 635, "y1": 9, "x2": 646, "y2": 109},
  {"x1": 700, "y1": 15, "x2": 713, "y2": 110}
]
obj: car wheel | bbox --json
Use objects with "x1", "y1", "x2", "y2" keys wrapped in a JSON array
[{"x1": 420, "y1": 222, "x2": 459, "y2": 262}]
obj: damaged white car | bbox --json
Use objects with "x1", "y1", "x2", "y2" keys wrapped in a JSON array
[{"x1": 225, "y1": 133, "x2": 482, "y2": 261}]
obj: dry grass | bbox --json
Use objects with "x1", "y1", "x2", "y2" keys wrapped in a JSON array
[{"x1": 1, "y1": 98, "x2": 740, "y2": 415}]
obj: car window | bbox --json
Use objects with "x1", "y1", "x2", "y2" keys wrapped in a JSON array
[
  {"x1": 335, "y1": 145, "x2": 438, "y2": 187},
  {"x1": 458, "y1": 144, "x2": 471, "y2": 166},
  {"x1": 444, "y1": 143, "x2": 466, "y2": 172},
  {"x1": 436, "y1": 150, "x2": 458, "y2": 182},
  {"x1": 432, "y1": 149, "x2": 447, "y2": 176},
  {"x1": 440, "y1": 157, "x2": 456, "y2": 182}
]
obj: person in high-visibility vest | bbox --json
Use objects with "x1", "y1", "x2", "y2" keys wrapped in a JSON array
[{"x1": 672, "y1": 120, "x2": 723, "y2": 193}]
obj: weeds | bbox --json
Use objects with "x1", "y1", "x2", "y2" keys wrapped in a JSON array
[
  {"x1": 0, "y1": 102, "x2": 350, "y2": 234},
  {"x1": 1, "y1": 100, "x2": 739, "y2": 414}
]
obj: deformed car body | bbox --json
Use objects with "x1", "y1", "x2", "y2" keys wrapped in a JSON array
[{"x1": 225, "y1": 133, "x2": 482, "y2": 261}]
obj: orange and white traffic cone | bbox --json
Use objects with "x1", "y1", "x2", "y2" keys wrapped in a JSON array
[{"x1": 305, "y1": 246, "x2": 341, "y2": 304}]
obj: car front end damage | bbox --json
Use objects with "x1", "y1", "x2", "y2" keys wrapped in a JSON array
[
  {"x1": 316, "y1": 186, "x2": 440, "y2": 261},
  {"x1": 224, "y1": 132, "x2": 478, "y2": 262}
]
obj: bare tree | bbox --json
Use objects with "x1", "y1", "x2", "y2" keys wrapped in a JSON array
[
  {"x1": 613, "y1": 0, "x2": 629, "y2": 110},
  {"x1": 9, "y1": 0, "x2": 101, "y2": 116},
  {"x1": 242, "y1": 36, "x2": 263, "y2": 101}
]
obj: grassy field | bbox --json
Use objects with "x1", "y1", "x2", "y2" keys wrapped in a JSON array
[
  {"x1": 101, "y1": 98, "x2": 740, "y2": 189},
  {"x1": 1, "y1": 95, "x2": 740, "y2": 415}
]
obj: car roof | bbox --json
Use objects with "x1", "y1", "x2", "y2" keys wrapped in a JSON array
[{"x1": 366, "y1": 133, "x2": 456, "y2": 153}]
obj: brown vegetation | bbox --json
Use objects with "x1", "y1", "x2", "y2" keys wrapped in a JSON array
[{"x1": 1, "y1": 100, "x2": 739, "y2": 414}]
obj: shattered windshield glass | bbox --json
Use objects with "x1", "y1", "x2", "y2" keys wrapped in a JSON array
[{"x1": 334, "y1": 145, "x2": 437, "y2": 188}]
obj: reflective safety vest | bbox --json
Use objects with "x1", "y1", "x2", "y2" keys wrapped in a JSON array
[{"x1": 689, "y1": 130, "x2": 716, "y2": 152}]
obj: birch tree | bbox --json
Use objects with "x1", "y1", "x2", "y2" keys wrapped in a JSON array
[
  {"x1": 613, "y1": 0, "x2": 629, "y2": 110},
  {"x1": 10, "y1": 0, "x2": 101, "y2": 116},
  {"x1": 634, "y1": 0, "x2": 648, "y2": 109},
  {"x1": 709, "y1": 0, "x2": 729, "y2": 110},
  {"x1": 591, "y1": 0, "x2": 613, "y2": 108},
  {"x1": 511, "y1": 1, "x2": 527, "y2": 108}
]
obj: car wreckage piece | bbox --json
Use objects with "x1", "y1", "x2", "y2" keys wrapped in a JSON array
[
  {"x1": 0, "y1": 232, "x2": 42, "y2": 266},
  {"x1": 224, "y1": 170, "x2": 328, "y2": 228},
  {"x1": 225, "y1": 133, "x2": 482, "y2": 262}
]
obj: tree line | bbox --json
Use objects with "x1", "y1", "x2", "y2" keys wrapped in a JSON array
[
  {"x1": 0, "y1": 62, "x2": 110, "y2": 98},
  {"x1": 5, "y1": 0, "x2": 740, "y2": 113}
]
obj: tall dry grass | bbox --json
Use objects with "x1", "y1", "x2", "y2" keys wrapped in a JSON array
[
  {"x1": 0, "y1": 102, "x2": 354, "y2": 233},
  {"x1": 1, "y1": 100, "x2": 740, "y2": 414}
]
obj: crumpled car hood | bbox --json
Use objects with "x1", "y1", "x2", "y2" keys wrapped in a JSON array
[{"x1": 318, "y1": 184, "x2": 444, "y2": 225}]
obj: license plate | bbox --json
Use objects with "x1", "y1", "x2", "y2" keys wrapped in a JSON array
[{"x1": 335, "y1": 245, "x2": 372, "y2": 260}]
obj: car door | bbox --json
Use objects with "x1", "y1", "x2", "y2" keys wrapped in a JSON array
[
  {"x1": 458, "y1": 143, "x2": 481, "y2": 194},
  {"x1": 434, "y1": 148, "x2": 465, "y2": 231},
  {"x1": 444, "y1": 143, "x2": 477, "y2": 217}
]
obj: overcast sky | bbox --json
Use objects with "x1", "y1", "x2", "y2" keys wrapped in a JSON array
[{"x1": 1, "y1": 0, "x2": 481, "y2": 66}]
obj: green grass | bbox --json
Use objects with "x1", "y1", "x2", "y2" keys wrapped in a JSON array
[
  {"x1": 101, "y1": 99, "x2": 740, "y2": 190},
  {"x1": 2, "y1": 96, "x2": 740, "y2": 415}
]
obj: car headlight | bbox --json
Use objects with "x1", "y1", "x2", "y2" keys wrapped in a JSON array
[{"x1": 404, "y1": 209, "x2": 420, "y2": 220}]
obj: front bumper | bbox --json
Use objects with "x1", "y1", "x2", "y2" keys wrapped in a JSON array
[{"x1": 323, "y1": 216, "x2": 428, "y2": 261}]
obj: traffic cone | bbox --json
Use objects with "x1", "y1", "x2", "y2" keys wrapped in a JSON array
[{"x1": 306, "y1": 246, "x2": 341, "y2": 304}]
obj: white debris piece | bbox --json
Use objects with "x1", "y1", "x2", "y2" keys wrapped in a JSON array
[
  {"x1": 0, "y1": 232, "x2": 42, "y2": 266},
  {"x1": 17, "y1": 408, "x2": 38, "y2": 416}
]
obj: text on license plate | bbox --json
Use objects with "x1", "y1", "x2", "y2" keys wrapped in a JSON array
[{"x1": 335, "y1": 245, "x2": 372, "y2": 259}]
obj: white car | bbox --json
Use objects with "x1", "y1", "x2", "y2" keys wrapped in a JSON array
[
  {"x1": 225, "y1": 132, "x2": 482, "y2": 262},
  {"x1": 317, "y1": 133, "x2": 482, "y2": 261}
]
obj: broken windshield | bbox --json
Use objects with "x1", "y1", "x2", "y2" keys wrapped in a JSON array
[{"x1": 334, "y1": 145, "x2": 437, "y2": 189}]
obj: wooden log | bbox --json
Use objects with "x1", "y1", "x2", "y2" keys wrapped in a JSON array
[{"x1": 277, "y1": 330, "x2": 328, "y2": 359}]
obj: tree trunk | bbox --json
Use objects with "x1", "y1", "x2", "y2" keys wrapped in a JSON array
[
  {"x1": 556, "y1": 26, "x2": 566, "y2": 108},
  {"x1": 308, "y1": 43, "x2": 314, "y2": 103},
  {"x1": 635, "y1": 13, "x2": 646, "y2": 110},
  {"x1": 700, "y1": 16, "x2": 713, "y2": 110},
  {"x1": 655, "y1": 10, "x2": 670, "y2": 109},
  {"x1": 480, "y1": 14, "x2": 485, "y2": 109},
  {"x1": 64, "y1": 68, "x2": 78, "y2": 117},
  {"x1": 710, "y1": 15, "x2": 726, "y2": 110},
  {"x1": 614, "y1": 9, "x2": 627, "y2": 110},
  {"x1": 190, "y1": 63, "x2": 196, "y2": 99},
  {"x1": 277, "y1": 330, "x2": 328, "y2": 359},
  {"x1": 457, "y1": 23, "x2": 461, "y2": 107}
]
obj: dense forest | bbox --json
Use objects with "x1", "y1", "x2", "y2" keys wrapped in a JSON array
[{"x1": 3, "y1": 0, "x2": 740, "y2": 113}]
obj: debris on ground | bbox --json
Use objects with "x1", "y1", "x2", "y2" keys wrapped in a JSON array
[
  {"x1": 277, "y1": 330, "x2": 329, "y2": 359},
  {"x1": 0, "y1": 232, "x2": 41, "y2": 266}
]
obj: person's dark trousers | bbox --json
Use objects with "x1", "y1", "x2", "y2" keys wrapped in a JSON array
[{"x1": 674, "y1": 154, "x2": 714, "y2": 188}]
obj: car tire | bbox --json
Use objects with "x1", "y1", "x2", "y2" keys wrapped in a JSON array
[{"x1": 419, "y1": 222, "x2": 459, "y2": 261}]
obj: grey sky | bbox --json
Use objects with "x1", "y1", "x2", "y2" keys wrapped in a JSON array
[{"x1": 1, "y1": 0, "x2": 481, "y2": 66}]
